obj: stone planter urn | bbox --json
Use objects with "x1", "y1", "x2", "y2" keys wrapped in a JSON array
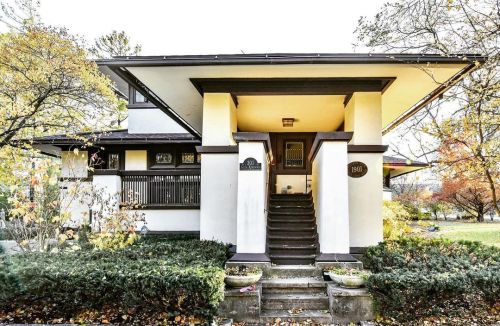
[
  {"x1": 224, "y1": 272, "x2": 263, "y2": 288},
  {"x1": 327, "y1": 268, "x2": 370, "y2": 289},
  {"x1": 224, "y1": 265, "x2": 263, "y2": 288}
]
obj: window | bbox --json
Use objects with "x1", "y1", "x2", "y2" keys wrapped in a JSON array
[
  {"x1": 155, "y1": 152, "x2": 173, "y2": 164},
  {"x1": 197, "y1": 153, "x2": 201, "y2": 163},
  {"x1": 134, "y1": 89, "x2": 147, "y2": 103},
  {"x1": 181, "y1": 152, "x2": 195, "y2": 164},
  {"x1": 285, "y1": 141, "x2": 304, "y2": 168},
  {"x1": 108, "y1": 153, "x2": 120, "y2": 170}
]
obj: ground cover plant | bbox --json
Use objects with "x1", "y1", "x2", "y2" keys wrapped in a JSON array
[
  {"x1": 365, "y1": 238, "x2": 500, "y2": 324},
  {"x1": 0, "y1": 236, "x2": 230, "y2": 324}
]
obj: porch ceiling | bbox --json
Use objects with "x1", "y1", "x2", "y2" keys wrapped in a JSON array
[
  {"x1": 117, "y1": 57, "x2": 477, "y2": 134},
  {"x1": 236, "y1": 95, "x2": 345, "y2": 132}
]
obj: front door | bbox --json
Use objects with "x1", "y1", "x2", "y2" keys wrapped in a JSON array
[{"x1": 269, "y1": 133, "x2": 316, "y2": 194}]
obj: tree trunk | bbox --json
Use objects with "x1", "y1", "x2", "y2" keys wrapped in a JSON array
[{"x1": 477, "y1": 212, "x2": 484, "y2": 222}]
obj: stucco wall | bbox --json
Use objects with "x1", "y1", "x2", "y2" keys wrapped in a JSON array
[
  {"x1": 199, "y1": 153, "x2": 238, "y2": 244},
  {"x1": 125, "y1": 150, "x2": 147, "y2": 170},
  {"x1": 201, "y1": 93, "x2": 237, "y2": 146},
  {"x1": 348, "y1": 153, "x2": 384, "y2": 248},
  {"x1": 344, "y1": 92, "x2": 382, "y2": 145},
  {"x1": 312, "y1": 141, "x2": 350, "y2": 254},
  {"x1": 236, "y1": 142, "x2": 268, "y2": 253},
  {"x1": 128, "y1": 108, "x2": 188, "y2": 134},
  {"x1": 135, "y1": 209, "x2": 200, "y2": 232}
]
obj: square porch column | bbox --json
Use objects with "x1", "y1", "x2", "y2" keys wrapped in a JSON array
[
  {"x1": 310, "y1": 132, "x2": 353, "y2": 257},
  {"x1": 230, "y1": 132, "x2": 272, "y2": 262},
  {"x1": 198, "y1": 93, "x2": 239, "y2": 245}
]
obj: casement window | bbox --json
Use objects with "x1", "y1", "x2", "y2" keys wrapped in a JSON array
[
  {"x1": 108, "y1": 153, "x2": 120, "y2": 170},
  {"x1": 285, "y1": 141, "x2": 304, "y2": 168},
  {"x1": 155, "y1": 152, "x2": 173, "y2": 164},
  {"x1": 134, "y1": 89, "x2": 148, "y2": 104},
  {"x1": 181, "y1": 152, "x2": 195, "y2": 164},
  {"x1": 150, "y1": 150, "x2": 175, "y2": 169}
]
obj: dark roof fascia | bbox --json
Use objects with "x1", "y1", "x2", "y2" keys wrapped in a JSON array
[
  {"x1": 108, "y1": 66, "x2": 201, "y2": 139},
  {"x1": 95, "y1": 53, "x2": 487, "y2": 67}
]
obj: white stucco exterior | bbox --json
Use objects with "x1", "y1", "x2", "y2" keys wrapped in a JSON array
[
  {"x1": 136, "y1": 209, "x2": 200, "y2": 232},
  {"x1": 236, "y1": 142, "x2": 269, "y2": 253},
  {"x1": 348, "y1": 153, "x2": 384, "y2": 248},
  {"x1": 312, "y1": 141, "x2": 350, "y2": 254},
  {"x1": 199, "y1": 153, "x2": 238, "y2": 244},
  {"x1": 128, "y1": 108, "x2": 188, "y2": 134}
]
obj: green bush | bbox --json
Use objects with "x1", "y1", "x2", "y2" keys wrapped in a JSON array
[
  {"x1": 365, "y1": 238, "x2": 500, "y2": 320},
  {"x1": 0, "y1": 238, "x2": 229, "y2": 321}
]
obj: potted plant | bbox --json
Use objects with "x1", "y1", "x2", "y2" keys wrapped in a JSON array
[
  {"x1": 326, "y1": 268, "x2": 371, "y2": 288},
  {"x1": 224, "y1": 265, "x2": 263, "y2": 288}
]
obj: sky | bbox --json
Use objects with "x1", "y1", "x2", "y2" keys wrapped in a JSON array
[{"x1": 34, "y1": 0, "x2": 389, "y2": 55}]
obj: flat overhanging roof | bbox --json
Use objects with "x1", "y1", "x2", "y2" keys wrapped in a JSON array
[{"x1": 98, "y1": 53, "x2": 486, "y2": 137}]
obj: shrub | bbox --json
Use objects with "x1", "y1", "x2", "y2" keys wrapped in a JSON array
[
  {"x1": 0, "y1": 238, "x2": 229, "y2": 322},
  {"x1": 382, "y1": 201, "x2": 413, "y2": 239},
  {"x1": 365, "y1": 238, "x2": 500, "y2": 321}
]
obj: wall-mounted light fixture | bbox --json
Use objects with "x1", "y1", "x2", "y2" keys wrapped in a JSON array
[{"x1": 282, "y1": 118, "x2": 295, "y2": 127}]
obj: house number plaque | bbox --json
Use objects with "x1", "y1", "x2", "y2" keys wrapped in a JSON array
[
  {"x1": 348, "y1": 161, "x2": 368, "y2": 178},
  {"x1": 240, "y1": 157, "x2": 262, "y2": 171}
]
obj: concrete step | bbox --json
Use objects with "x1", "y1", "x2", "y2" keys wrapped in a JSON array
[
  {"x1": 264, "y1": 265, "x2": 322, "y2": 279},
  {"x1": 260, "y1": 309, "x2": 332, "y2": 324},
  {"x1": 270, "y1": 255, "x2": 316, "y2": 265},
  {"x1": 261, "y1": 278, "x2": 326, "y2": 294},
  {"x1": 268, "y1": 234, "x2": 317, "y2": 245},
  {"x1": 268, "y1": 244, "x2": 317, "y2": 255},
  {"x1": 262, "y1": 293, "x2": 329, "y2": 310}
]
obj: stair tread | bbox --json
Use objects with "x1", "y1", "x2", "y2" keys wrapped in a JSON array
[
  {"x1": 268, "y1": 226, "x2": 315, "y2": 230},
  {"x1": 270, "y1": 254, "x2": 316, "y2": 258},
  {"x1": 269, "y1": 244, "x2": 316, "y2": 249},
  {"x1": 262, "y1": 293, "x2": 329, "y2": 300},
  {"x1": 261, "y1": 278, "x2": 326, "y2": 287},
  {"x1": 260, "y1": 309, "x2": 331, "y2": 318}
]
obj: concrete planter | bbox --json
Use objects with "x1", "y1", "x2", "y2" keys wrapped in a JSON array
[
  {"x1": 224, "y1": 272, "x2": 263, "y2": 288},
  {"x1": 328, "y1": 272, "x2": 366, "y2": 288}
]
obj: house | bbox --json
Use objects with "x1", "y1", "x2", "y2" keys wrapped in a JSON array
[{"x1": 33, "y1": 53, "x2": 484, "y2": 265}]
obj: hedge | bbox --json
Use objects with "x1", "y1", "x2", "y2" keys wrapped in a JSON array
[
  {"x1": 365, "y1": 238, "x2": 500, "y2": 321},
  {"x1": 0, "y1": 238, "x2": 229, "y2": 321}
]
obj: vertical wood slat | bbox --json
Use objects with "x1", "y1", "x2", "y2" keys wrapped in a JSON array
[{"x1": 121, "y1": 172, "x2": 200, "y2": 207}]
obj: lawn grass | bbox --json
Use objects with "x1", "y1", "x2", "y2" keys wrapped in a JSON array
[{"x1": 433, "y1": 220, "x2": 500, "y2": 247}]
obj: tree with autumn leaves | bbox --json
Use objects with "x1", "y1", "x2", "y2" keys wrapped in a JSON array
[{"x1": 356, "y1": 0, "x2": 499, "y2": 218}]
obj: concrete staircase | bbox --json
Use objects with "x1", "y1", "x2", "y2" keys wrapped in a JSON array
[
  {"x1": 267, "y1": 193, "x2": 318, "y2": 265},
  {"x1": 259, "y1": 265, "x2": 332, "y2": 323}
]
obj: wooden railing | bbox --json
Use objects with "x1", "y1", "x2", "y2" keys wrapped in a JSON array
[{"x1": 121, "y1": 170, "x2": 201, "y2": 208}]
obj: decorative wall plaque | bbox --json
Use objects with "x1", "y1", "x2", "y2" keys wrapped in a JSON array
[
  {"x1": 240, "y1": 157, "x2": 262, "y2": 171},
  {"x1": 348, "y1": 161, "x2": 368, "y2": 178}
]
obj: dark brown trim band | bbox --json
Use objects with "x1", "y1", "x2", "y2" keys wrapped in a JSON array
[
  {"x1": 191, "y1": 77, "x2": 396, "y2": 96},
  {"x1": 195, "y1": 145, "x2": 239, "y2": 154},
  {"x1": 233, "y1": 132, "x2": 273, "y2": 162},
  {"x1": 124, "y1": 204, "x2": 201, "y2": 210},
  {"x1": 348, "y1": 145, "x2": 389, "y2": 153},
  {"x1": 308, "y1": 132, "x2": 354, "y2": 162},
  {"x1": 97, "y1": 53, "x2": 486, "y2": 67},
  {"x1": 58, "y1": 177, "x2": 93, "y2": 182}
]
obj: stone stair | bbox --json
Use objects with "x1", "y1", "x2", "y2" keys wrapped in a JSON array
[
  {"x1": 267, "y1": 193, "x2": 318, "y2": 265},
  {"x1": 259, "y1": 265, "x2": 332, "y2": 323}
]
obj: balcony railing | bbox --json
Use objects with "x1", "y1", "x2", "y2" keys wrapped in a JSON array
[{"x1": 120, "y1": 170, "x2": 201, "y2": 208}]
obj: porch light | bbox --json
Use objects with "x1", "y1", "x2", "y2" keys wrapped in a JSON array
[{"x1": 282, "y1": 118, "x2": 295, "y2": 127}]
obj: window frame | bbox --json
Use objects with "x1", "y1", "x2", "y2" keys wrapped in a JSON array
[{"x1": 284, "y1": 140, "x2": 305, "y2": 169}]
